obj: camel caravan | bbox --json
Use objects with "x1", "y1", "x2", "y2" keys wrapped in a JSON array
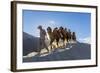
[{"x1": 38, "y1": 25, "x2": 77, "y2": 54}]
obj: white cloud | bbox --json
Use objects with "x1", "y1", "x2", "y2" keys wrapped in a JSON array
[
  {"x1": 47, "y1": 20, "x2": 61, "y2": 29},
  {"x1": 41, "y1": 20, "x2": 59, "y2": 30},
  {"x1": 79, "y1": 37, "x2": 91, "y2": 44},
  {"x1": 39, "y1": 20, "x2": 57, "y2": 28},
  {"x1": 49, "y1": 20, "x2": 55, "y2": 24}
]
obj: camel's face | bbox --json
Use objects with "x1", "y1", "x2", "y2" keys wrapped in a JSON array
[
  {"x1": 47, "y1": 27, "x2": 52, "y2": 33},
  {"x1": 47, "y1": 27, "x2": 53, "y2": 38}
]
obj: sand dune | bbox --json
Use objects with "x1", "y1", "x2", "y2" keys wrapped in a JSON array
[{"x1": 23, "y1": 41, "x2": 91, "y2": 62}]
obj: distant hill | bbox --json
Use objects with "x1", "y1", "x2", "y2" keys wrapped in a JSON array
[{"x1": 23, "y1": 32, "x2": 40, "y2": 56}]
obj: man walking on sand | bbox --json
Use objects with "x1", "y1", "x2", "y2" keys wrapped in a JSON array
[{"x1": 38, "y1": 25, "x2": 49, "y2": 55}]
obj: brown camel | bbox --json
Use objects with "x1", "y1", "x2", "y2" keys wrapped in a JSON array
[
  {"x1": 47, "y1": 27, "x2": 55, "y2": 50},
  {"x1": 59, "y1": 26, "x2": 67, "y2": 47},
  {"x1": 72, "y1": 32, "x2": 76, "y2": 42},
  {"x1": 47, "y1": 27, "x2": 60, "y2": 50}
]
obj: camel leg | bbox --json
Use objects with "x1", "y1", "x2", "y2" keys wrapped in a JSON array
[
  {"x1": 44, "y1": 42, "x2": 49, "y2": 53},
  {"x1": 64, "y1": 39, "x2": 66, "y2": 48},
  {"x1": 56, "y1": 41, "x2": 58, "y2": 48},
  {"x1": 62, "y1": 38, "x2": 67, "y2": 48},
  {"x1": 50, "y1": 39, "x2": 54, "y2": 51}
]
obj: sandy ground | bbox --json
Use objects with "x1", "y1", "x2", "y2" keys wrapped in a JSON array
[{"x1": 23, "y1": 42, "x2": 91, "y2": 62}]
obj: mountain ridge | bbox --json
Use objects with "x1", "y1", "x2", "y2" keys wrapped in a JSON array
[{"x1": 23, "y1": 32, "x2": 40, "y2": 56}]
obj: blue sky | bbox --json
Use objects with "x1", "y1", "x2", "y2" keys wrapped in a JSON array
[{"x1": 23, "y1": 10, "x2": 91, "y2": 43}]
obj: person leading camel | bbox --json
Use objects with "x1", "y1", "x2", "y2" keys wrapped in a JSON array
[{"x1": 38, "y1": 25, "x2": 49, "y2": 55}]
